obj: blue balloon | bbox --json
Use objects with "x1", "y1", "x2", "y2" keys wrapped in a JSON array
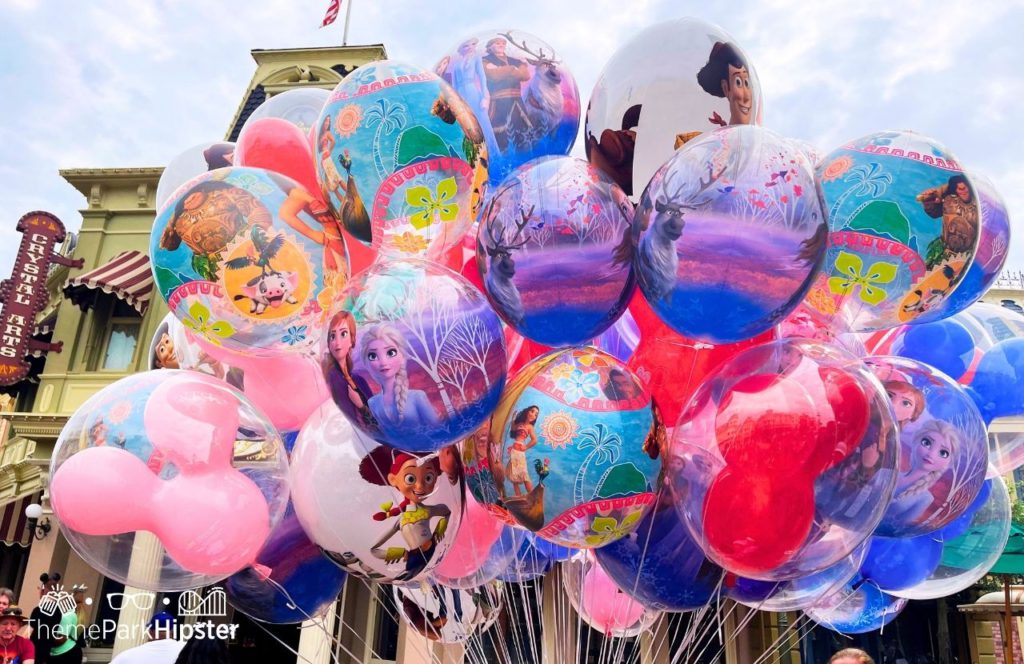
[
  {"x1": 805, "y1": 579, "x2": 906, "y2": 634},
  {"x1": 938, "y1": 478, "x2": 993, "y2": 541},
  {"x1": 969, "y1": 338, "x2": 1024, "y2": 424},
  {"x1": 725, "y1": 576, "x2": 780, "y2": 604},
  {"x1": 531, "y1": 537, "x2": 576, "y2": 562},
  {"x1": 498, "y1": 534, "x2": 552, "y2": 582},
  {"x1": 281, "y1": 430, "x2": 299, "y2": 456},
  {"x1": 594, "y1": 502, "x2": 722, "y2": 611},
  {"x1": 892, "y1": 319, "x2": 974, "y2": 381},
  {"x1": 860, "y1": 535, "x2": 942, "y2": 592},
  {"x1": 225, "y1": 502, "x2": 346, "y2": 624}
]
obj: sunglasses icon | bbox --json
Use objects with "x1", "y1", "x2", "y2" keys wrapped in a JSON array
[{"x1": 106, "y1": 592, "x2": 156, "y2": 611}]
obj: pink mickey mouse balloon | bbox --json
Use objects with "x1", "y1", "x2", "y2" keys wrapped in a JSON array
[{"x1": 49, "y1": 371, "x2": 290, "y2": 591}]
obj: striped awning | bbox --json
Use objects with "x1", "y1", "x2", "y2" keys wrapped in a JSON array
[
  {"x1": 63, "y1": 250, "x2": 152, "y2": 315},
  {"x1": 0, "y1": 492, "x2": 38, "y2": 548}
]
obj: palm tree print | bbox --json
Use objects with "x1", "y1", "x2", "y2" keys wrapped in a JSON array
[
  {"x1": 573, "y1": 423, "x2": 623, "y2": 505},
  {"x1": 364, "y1": 98, "x2": 408, "y2": 180},
  {"x1": 830, "y1": 162, "x2": 894, "y2": 223}
]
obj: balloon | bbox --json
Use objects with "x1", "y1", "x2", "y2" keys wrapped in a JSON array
[
  {"x1": 914, "y1": 172, "x2": 1011, "y2": 322},
  {"x1": 887, "y1": 318, "x2": 975, "y2": 382},
  {"x1": 435, "y1": 30, "x2": 581, "y2": 184},
  {"x1": 394, "y1": 582, "x2": 503, "y2": 643},
  {"x1": 867, "y1": 356, "x2": 988, "y2": 537},
  {"x1": 633, "y1": 125, "x2": 825, "y2": 343},
  {"x1": 462, "y1": 419, "x2": 520, "y2": 528},
  {"x1": 586, "y1": 18, "x2": 763, "y2": 200},
  {"x1": 728, "y1": 540, "x2": 868, "y2": 612},
  {"x1": 805, "y1": 580, "x2": 906, "y2": 634},
  {"x1": 669, "y1": 340, "x2": 899, "y2": 580},
  {"x1": 859, "y1": 534, "x2": 943, "y2": 593},
  {"x1": 236, "y1": 118, "x2": 323, "y2": 196},
  {"x1": 315, "y1": 60, "x2": 488, "y2": 260},
  {"x1": 243, "y1": 87, "x2": 331, "y2": 133},
  {"x1": 562, "y1": 554, "x2": 661, "y2": 637},
  {"x1": 593, "y1": 306, "x2": 640, "y2": 363},
  {"x1": 477, "y1": 156, "x2": 635, "y2": 346},
  {"x1": 806, "y1": 131, "x2": 980, "y2": 332},
  {"x1": 290, "y1": 401, "x2": 464, "y2": 584},
  {"x1": 323, "y1": 258, "x2": 507, "y2": 452},
  {"x1": 890, "y1": 476, "x2": 1010, "y2": 600},
  {"x1": 486, "y1": 348, "x2": 662, "y2": 547},
  {"x1": 777, "y1": 303, "x2": 866, "y2": 357},
  {"x1": 531, "y1": 536, "x2": 575, "y2": 562},
  {"x1": 156, "y1": 141, "x2": 236, "y2": 212},
  {"x1": 969, "y1": 338, "x2": 1024, "y2": 425},
  {"x1": 432, "y1": 525, "x2": 528, "y2": 589},
  {"x1": 497, "y1": 533, "x2": 553, "y2": 582},
  {"x1": 594, "y1": 495, "x2": 722, "y2": 611},
  {"x1": 432, "y1": 492, "x2": 505, "y2": 580},
  {"x1": 49, "y1": 371, "x2": 289, "y2": 591},
  {"x1": 151, "y1": 166, "x2": 346, "y2": 355},
  {"x1": 148, "y1": 312, "x2": 236, "y2": 376},
  {"x1": 224, "y1": 502, "x2": 346, "y2": 624}
]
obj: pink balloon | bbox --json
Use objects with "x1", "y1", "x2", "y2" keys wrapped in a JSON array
[
  {"x1": 145, "y1": 373, "x2": 239, "y2": 466},
  {"x1": 193, "y1": 335, "x2": 329, "y2": 432},
  {"x1": 50, "y1": 375, "x2": 273, "y2": 577},
  {"x1": 236, "y1": 117, "x2": 320, "y2": 195},
  {"x1": 51, "y1": 447, "x2": 161, "y2": 534},
  {"x1": 433, "y1": 493, "x2": 503, "y2": 579},
  {"x1": 579, "y1": 565, "x2": 646, "y2": 635}
]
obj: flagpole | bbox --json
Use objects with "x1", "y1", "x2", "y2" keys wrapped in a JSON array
[{"x1": 342, "y1": 0, "x2": 354, "y2": 45}]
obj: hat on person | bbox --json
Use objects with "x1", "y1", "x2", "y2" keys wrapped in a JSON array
[
  {"x1": 0, "y1": 606, "x2": 27, "y2": 625},
  {"x1": 147, "y1": 612, "x2": 176, "y2": 631}
]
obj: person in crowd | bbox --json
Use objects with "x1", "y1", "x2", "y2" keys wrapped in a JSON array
[
  {"x1": 110, "y1": 613, "x2": 184, "y2": 664},
  {"x1": 173, "y1": 634, "x2": 230, "y2": 664},
  {"x1": 0, "y1": 606, "x2": 35, "y2": 664},
  {"x1": 830, "y1": 648, "x2": 875, "y2": 664}
]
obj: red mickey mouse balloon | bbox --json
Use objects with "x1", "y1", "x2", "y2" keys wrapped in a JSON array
[{"x1": 668, "y1": 339, "x2": 898, "y2": 581}]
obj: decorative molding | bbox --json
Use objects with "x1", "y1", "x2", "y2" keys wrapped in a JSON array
[{"x1": 5, "y1": 413, "x2": 69, "y2": 439}]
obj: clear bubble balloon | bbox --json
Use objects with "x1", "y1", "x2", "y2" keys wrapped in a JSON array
[
  {"x1": 891, "y1": 475, "x2": 1010, "y2": 600},
  {"x1": 633, "y1": 125, "x2": 825, "y2": 343},
  {"x1": 315, "y1": 60, "x2": 488, "y2": 259},
  {"x1": 394, "y1": 581, "x2": 503, "y2": 644},
  {"x1": 435, "y1": 29, "x2": 581, "y2": 184},
  {"x1": 561, "y1": 553, "x2": 661, "y2": 637},
  {"x1": 323, "y1": 258, "x2": 507, "y2": 452},
  {"x1": 432, "y1": 525, "x2": 529, "y2": 590},
  {"x1": 155, "y1": 141, "x2": 236, "y2": 212},
  {"x1": 244, "y1": 87, "x2": 331, "y2": 134},
  {"x1": 487, "y1": 348, "x2": 662, "y2": 548},
  {"x1": 669, "y1": 340, "x2": 899, "y2": 580},
  {"x1": 151, "y1": 167, "x2": 347, "y2": 355},
  {"x1": 586, "y1": 17, "x2": 763, "y2": 200},
  {"x1": 49, "y1": 371, "x2": 290, "y2": 591},
  {"x1": 805, "y1": 580, "x2": 906, "y2": 634},
  {"x1": 477, "y1": 156, "x2": 635, "y2": 346},
  {"x1": 913, "y1": 172, "x2": 1011, "y2": 323},
  {"x1": 148, "y1": 312, "x2": 235, "y2": 378},
  {"x1": 728, "y1": 539, "x2": 867, "y2": 612},
  {"x1": 867, "y1": 356, "x2": 988, "y2": 537},
  {"x1": 806, "y1": 131, "x2": 980, "y2": 332},
  {"x1": 462, "y1": 419, "x2": 521, "y2": 528},
  {"x1": 290, "y1": 401, "x2": 465, "y2": 585}
]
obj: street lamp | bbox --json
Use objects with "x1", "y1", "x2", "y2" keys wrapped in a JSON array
[{"x1": 24, "y1": 502, "x2": 51, "y2": 540}]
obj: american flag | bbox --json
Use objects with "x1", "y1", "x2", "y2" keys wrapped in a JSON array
[{"x1": 321, "y1": 0, "x2": 342, "y2": 27}]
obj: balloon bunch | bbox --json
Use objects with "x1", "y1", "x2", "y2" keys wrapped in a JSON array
[{"x1": 45, "y1": 13, "x2": 1017, "y2": 649}]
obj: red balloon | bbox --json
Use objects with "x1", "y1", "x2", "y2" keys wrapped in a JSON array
[
  {"x1": 629, "y1": 328, "x2": 775, "y2": 428},
  {"x1": 702, "y1": 469, "x2": 814, "y2": 576},
  {"x1": 812, "y1": 366, "x2": 870, "y2": 472},
  {"x1": 236, "y1": 117, "x2": 320, "y2": 195},
  {"x1": 714, "y1": 373, "x2": 820, "y2": 475}
]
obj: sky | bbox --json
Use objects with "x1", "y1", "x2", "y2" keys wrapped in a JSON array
[{"x1": 1, "y1": 0, "x2": 1023, "y2": 280}]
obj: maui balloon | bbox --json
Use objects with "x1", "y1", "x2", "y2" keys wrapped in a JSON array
[{"x1": 807, "y1": 131, "x2": 980, "y2": 332}]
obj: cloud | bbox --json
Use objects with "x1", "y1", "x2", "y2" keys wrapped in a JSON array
[{"x1": 0, "y1": 0, "x2": 1021, "y2": 284}]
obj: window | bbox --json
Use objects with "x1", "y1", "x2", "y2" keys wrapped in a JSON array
[
  {"x1": 370, "y1": 585, "x2": 399, "y2": 662},
  {"x1": 99, "y1": 299, "x2": 141, "y2": 371}
]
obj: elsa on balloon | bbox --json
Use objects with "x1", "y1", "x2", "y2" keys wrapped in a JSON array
[
  {"x1": 358, "y1": 323, "x2": 442, "y2": 435},
  {"x1": 881, "y1": 418, "x2": 961, "y2": 530},
  {"x1": 450, "y1": 37, "x2": 499, "y2": 155}
]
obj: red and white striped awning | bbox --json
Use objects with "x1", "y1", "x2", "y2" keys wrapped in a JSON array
[
  {"x1": 0, "y1": 492, "x2": 38, "y2": 548},
  {"x1": 63, "y1": 250, "x2": 153, "y2": 315}
]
